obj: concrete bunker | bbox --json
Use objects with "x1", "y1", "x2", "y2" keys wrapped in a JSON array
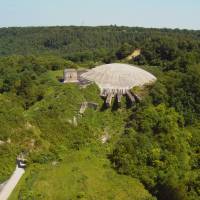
[
  {"x1": 81, "y1": 63, "x2": 157, "y2": 107},
  {"x1": 63, "y1": 69, "x2": 78, "y2": 83},
  {"x1": 63, "y1": 64, "x2": 157, "y2": 108}
]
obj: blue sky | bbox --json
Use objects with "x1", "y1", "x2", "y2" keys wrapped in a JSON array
[{"x1": 0, "y1": 0, "x2": 199, "y2": 29}]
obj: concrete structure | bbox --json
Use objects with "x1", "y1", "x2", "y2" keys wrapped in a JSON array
[
  {"x1": 81, "y1": 63, "x2": 156, "y2": 107},
  {"x1": 81, "y1": 63, "x2": 156, "y2": 95},
  {"x1": 79, "y1": 102, "x2": 98, "y2": 114},
  {"x1": 62, "y1": 64, "x2": 156, "y2": 107},
  {"x1": 117, "y1": 92, "x2": 122, "y2": 104},
  {"x1": 106, "y1": 93, "x2": 114, "y2": 107},
  {"x1": 126, "y1": 90, "x2": 136, "y2": 104},
  {"x1": 79, "y1": 102, "x2": 88, "y2": 114},
  {"x1": 63, "y1": 68, "x2": 92, "y2": 87},
  {"x1": 63, "y1": 69, "x2": 78, "y2": 83}
]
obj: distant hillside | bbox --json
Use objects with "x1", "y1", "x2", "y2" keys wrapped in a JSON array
[
  {"x1": 1, "y1": 26, "x2": 200, "y2": 70},
  {"x1": 0, "y1": 26, "x2": 199, "y2": 56}
]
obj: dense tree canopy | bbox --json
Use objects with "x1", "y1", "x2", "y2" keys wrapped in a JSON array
[{"x1": 1, "y1": 26, "x2": 200, "y2": 70}]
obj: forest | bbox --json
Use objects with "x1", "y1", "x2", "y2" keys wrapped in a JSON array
[{"x1": 0, "y1": 26, "x2": 200, "y2": 200}]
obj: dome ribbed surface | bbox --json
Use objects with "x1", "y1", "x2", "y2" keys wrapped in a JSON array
[{"x1": 81, "y1": 63, "x2": 156, "y2": 92}]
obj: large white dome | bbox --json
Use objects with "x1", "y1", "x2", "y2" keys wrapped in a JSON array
[{"x1": 81, "y1": 63, "x2": 156, "y2": 93}]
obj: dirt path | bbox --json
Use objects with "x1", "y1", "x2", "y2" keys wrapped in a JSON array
[{"x1": 0, "y1": 165, "x2": 25, "y2": 200}]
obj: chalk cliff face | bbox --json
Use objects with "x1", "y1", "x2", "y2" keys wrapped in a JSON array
[{"x1": 81, "y1": 63, "x2": 157, "y2": 93}]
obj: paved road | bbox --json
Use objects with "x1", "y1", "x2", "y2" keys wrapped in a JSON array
[
  {"x1": 0, "y1": 181, "x2": 7, "y2": 192},
  {"x1": 0, "y1": 165, "x2": 25, "y2": 200}
]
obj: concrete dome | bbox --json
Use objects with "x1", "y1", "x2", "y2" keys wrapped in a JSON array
[{"x1": 81, "y1": 63, "x2": 156, "y2": 94}]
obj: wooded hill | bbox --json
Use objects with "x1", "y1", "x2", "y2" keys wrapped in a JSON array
[
  {"x1": 1, "y1": 26, "x2": 200, "y2": 69},
  {"x1": 0, "y1": 26, "x2": 200, "y2": 200}
]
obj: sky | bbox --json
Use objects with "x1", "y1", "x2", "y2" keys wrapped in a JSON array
[{"x1": 0, "y1": 0, "x2": 199, "y2": 29}]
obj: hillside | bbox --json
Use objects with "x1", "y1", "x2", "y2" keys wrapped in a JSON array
[
  {"x1": 1, "y1": 61, "x2": 152, "y2": 199},
  {"x1": 0, "y1": 27, "x2": 200, "y2": 200},
  {"x1": 1, "y1": 26, "x2": 200, "y2": 69},
  {"x1": 9, "y1": 149, "x2": 152, "y2": 200}
]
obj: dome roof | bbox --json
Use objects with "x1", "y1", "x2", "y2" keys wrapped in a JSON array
[{"x1": 81, "y1": 63, "x2": 156, "y2": 92}]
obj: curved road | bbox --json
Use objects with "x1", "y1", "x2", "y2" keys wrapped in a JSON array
[{"x1": 0, "y1": 165, "x2": 25, "y2": 200}]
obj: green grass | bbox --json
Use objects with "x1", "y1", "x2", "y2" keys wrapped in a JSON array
[
  {"x1": 2, "y1": 69, "x2": 153, "y2": 200},
  {"x1": 9, "y1": 149, "x2": 152, "y2": 200},
  {"x1": 0, "y1": 73, "x2": 132, "y2": 184},
  {"x1": 47, "y1": 70, "x2": 63, "y2": 80}
]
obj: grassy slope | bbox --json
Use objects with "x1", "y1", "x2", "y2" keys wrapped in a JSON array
[
  {"x1": 2, "y1": 70, "x2": 152, "y2": 199},
  {"x1": 9, "y1": 149, "x2": 152, "y2": 200}
]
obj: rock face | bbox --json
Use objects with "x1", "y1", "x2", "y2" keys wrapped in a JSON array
[{"x1": 81, "y1": 63, "x2": 156, "y2": 95}]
